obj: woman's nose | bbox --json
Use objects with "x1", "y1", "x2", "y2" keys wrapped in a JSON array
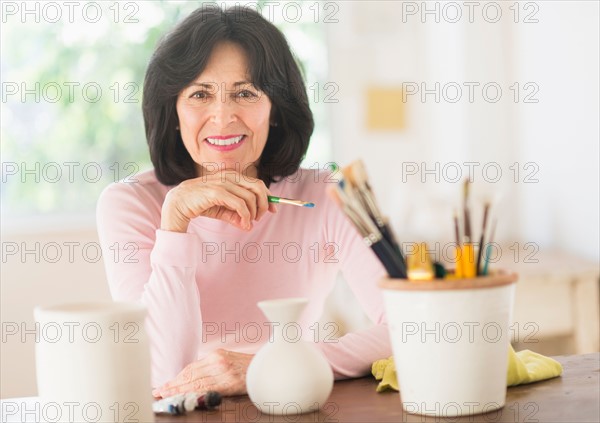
[{"x1": 209, "y1": 95, "x2": 237, "y2": 126}]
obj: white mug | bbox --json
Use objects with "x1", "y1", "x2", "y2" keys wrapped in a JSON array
[{"x1": 34, "y1": 302, "x2": 154, "y2": 423}]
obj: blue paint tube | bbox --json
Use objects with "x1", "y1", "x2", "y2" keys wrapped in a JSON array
[{"x1": 152, "y1": 391, "x2": 222, "y2": 415}]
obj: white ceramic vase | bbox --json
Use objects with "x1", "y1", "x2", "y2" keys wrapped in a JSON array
[{"x1": 246, "y1": 297, "x2": 334, "y2": 415}]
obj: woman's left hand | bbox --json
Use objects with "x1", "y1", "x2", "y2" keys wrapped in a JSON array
[{"x1": 152, "y1": 349, "x2": 253, "y2": 398}]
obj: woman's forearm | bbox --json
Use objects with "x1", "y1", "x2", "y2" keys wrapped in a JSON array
[
  {"x1": 315, "y1": 323, "x2": 392, "y2": 379},
  {"x1": 97, "y1": 183, "x2": 203, "y2": 387},
  {"x1": 141, "y1": 230, "x2": 203, "y2": 387}
]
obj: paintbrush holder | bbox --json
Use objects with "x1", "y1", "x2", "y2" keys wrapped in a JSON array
[{"x1": 379, "y1": 272, "x2": 518, "y2": 417}]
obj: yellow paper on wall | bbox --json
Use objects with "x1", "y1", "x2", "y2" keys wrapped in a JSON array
[{"x1": 366, "y1": 87, "x2": 406, "y2": 130}]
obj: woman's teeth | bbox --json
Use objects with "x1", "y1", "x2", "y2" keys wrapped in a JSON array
[{"x1": 206, "y1": 135, "x2": 244, "y2": 146}]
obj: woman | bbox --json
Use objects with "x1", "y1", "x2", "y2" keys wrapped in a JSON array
[{"x1": 96, "y1": 5, "x2": 391, "y2": 398}]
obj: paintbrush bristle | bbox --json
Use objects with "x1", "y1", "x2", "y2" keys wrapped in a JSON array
[
  {"x1": 344, "y1": 160, "x2": 386, "y2": 222},
  {"x1": 345, "y1": 160, "x2": 368, "y2": 189},
  {"x1": 327, "y1": 186, "x2": 369, "y2": 236},
  {"x1": 341, "y1": 166, "x2": 356, "y2": 187}
]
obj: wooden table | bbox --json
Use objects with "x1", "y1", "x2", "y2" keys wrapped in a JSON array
[{"x1": 158, "y1": 353, "x2": 599, "y2": 423}]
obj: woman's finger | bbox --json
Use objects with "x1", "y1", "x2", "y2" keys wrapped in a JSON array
[
  {"x1": 155, "y1": 349, "x2": 252, "y2": 397},
  {"x1": 157, "y1": 375, "x2": 219, "y2": 398},
  {"x1": 198, "y1": 187, "x2": 253, "y2": 230},
  {"x1": 229, "y1": 175, "x2": 272, "y2": 221},
  {"x1": 156, "y1": 367, "x2": 238, "y2": 397},
  {"x1": 164, "y1": 171, "x2": 277, "y2": 232},
  {"x1": 210, "y1": 207, "x2": 247, "y2": 230},
  {"x1": 221, "y1": 183, "x2": 259, "y2": 223}
]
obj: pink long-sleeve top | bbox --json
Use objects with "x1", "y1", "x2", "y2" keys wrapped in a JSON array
[{"x1": 96, "y1": 168, "x2": 392, "y2": 387}]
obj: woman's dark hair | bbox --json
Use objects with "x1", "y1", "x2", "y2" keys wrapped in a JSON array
[{"x1": 142, "y1": 5, "x2": 314, "y2": 186}]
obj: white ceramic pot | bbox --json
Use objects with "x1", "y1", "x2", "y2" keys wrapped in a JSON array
[
  {"x1": 379, "y1": 273, "x2": 518, "y2": 417},
  {"x1": 246, "y1": 298, "x2": 334, "y2": 415},
  {"x1": 34, "y1": 302, "x2": 154, "y2": 423}
]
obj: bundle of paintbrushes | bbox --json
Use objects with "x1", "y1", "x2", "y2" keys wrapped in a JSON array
[
  {"x1": 453, "y1": 178, "x2": 497, "y2": 278},
  {"x1": 328, "y1": 160, "x2": 407, "y2": 278},
  {"x1": 328, "y1": 162, "x2": 498, "y2": 282},
  {"x1": 403, "y1": 179, "x2": 498, "y2": 281}
]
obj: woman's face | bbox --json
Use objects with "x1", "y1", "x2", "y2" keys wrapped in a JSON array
[{"x1": 176, "y1": 41, "x2": 272, "y2": 178}]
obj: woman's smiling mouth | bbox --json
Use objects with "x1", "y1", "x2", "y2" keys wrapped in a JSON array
[{"x1": 204, "y1": 135, "x2": 246, "y2": 151}]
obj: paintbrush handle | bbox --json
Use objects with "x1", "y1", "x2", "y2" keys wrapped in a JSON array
[
  {"x1": 380, "y1": 222, "x2": 405, "y2": 263},
  {"x1": 475, "y1": 234, "x2": 485, "y2": 276},
  {"x1": 482, "y1": 243, "x2": 493, "y2": 275},
  {"x1": 354, "y1": 187, "x2": 400, "y2": 251},
  {"x1": 370, "y1": 238, "x2": 407, "y2": 279},
  {"x1": 464, "y1": 208, "x2": 472, "y2": 242}
]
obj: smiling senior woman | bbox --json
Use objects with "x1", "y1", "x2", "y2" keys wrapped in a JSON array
[{"x1": 96, "y1": 6, "x2": 391, "y2": 398}]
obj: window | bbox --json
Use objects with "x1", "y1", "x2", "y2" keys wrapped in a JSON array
[{"x1": 1, "y1": 1, "x2": 332, "y2": 218}]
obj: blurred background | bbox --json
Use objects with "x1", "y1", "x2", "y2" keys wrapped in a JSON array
[{"x1": 1, "y1": 1, "x2": 598, "y2": 398}]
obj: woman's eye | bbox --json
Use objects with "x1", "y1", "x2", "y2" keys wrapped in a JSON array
[
  {"x1": 190, "y1": 91, "x2": 208, "y2": 99},
  {"x1": 237, "y1": 90, "x2": 257, "y2": 99}
]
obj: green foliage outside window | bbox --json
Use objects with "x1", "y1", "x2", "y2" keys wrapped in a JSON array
[{"x1": 1, "y1": 1, "x2": 332, "y2": 217}]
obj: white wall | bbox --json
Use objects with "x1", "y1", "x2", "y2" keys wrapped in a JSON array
[
  {"x1": 327, "y1": 1, "x2": 599, "y2": 262},
  {"x1": 512, "y1": 3, "x2": 600, "y2": 260},
  {"x1": 0, "y1": 224, "x2": 111, "y2": 398}
]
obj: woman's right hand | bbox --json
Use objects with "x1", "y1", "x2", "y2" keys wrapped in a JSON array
[{"x1": 160, "y1": 171, "x2": 277, "y2": 233}]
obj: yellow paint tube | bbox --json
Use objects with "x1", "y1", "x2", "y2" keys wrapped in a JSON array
[
  {"x1": 461, "y1": 243, "x2": 476, "y2": 278},
  {"x1": 407, "y1": 243, "x2": 435, "y2": 281}
]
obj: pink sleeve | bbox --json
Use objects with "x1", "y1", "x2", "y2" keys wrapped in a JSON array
[
  {"x1": 315, "y1": 192, "x2": 393, "y2": 379},
  {"x1": 96, "y1": 183, "x2": 202, "y2": 387}
]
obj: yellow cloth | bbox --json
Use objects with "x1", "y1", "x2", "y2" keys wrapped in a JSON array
[
  {"x1": 372, "y1": 345, "x2": 563, "y2": 393},
  {"x1": 505, "y1": 346, "x2": 563, "y2": 386}
]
